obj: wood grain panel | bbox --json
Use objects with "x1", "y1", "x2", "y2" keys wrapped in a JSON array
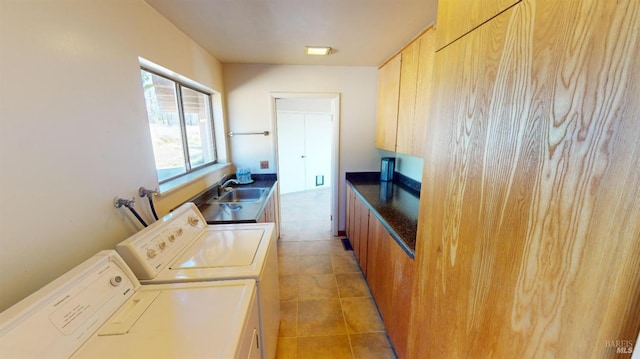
[
  {"x1": 346, "y1": 186, "x2": 355, "y2": 246},
  {"x1": 356, "y1": 198, "x2": 370, "y2": 274},
  {"x1": 352, "y1": 197, "x2": 361, "y2": 260},
  {"x1": 365, "y1": 211, "x2": 380, "y2": 293},
  {"x1": 365, "y1": 213, "x2": 415, "y2": 358},
  {"x1": 366, "y1": 216, "x2": 394, "y2": 322},
  {"x1": 435, "y1": 0, "x2": 520, "y2": 50},
  {"x1": 375, "y1": 55, "x2": 401, "y2": 151},
  {"x1": 411, "y1": 27, "x2": 436, "y2": 158},
  {"x1": 388, "y1": 238, "x2": 415, "y2": 359},
  {"x1": 409, "y1": 0, "x2": 640, "y2": 357},
  {"x1": 396, "y1": 38, "x2": 420, "y2": 155}
]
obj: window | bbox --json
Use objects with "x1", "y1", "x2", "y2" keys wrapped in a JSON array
[{"x1": 140, "y1": 69, "x2": 217, "y2": 183}]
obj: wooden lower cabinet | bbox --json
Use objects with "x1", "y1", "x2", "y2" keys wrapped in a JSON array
[
  {"x1": 347, "y1": 185, "x2": 370, "y2": 275},
  {"x1": 258, "y1": 187, "x2": 279, "y2": 238},
  {"x1": 367, "y1": 215, "x2": 413, "y2": 359},
  {"x1": 346, "y1": 186, "x2": 355, "y2": 241},
  {"x1": 346, "y1": 186, "x2": 414, "y2": 358},
  {"x1": 355, "y1": 198, "x2": 369, "y2": 274}
]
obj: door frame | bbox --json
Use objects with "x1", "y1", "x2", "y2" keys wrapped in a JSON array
[{"x1": 270, "y1": 92, "x2": 341, "y2": 236}]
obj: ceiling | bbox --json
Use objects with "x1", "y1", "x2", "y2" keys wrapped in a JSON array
[{"x1": 144, "y1": 0, "x2": 438, "y2": 67}]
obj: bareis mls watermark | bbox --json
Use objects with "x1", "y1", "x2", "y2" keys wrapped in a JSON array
[{"x1": 605, "y1": 340, "x2": 635, "y2": 354}]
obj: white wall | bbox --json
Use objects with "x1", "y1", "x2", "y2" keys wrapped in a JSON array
[
  {"x1": 0, "y1": 0, "x2": 230, "y2": 311},
  {"x1": 223, "y1": 64, "x2": 381, "y2": 231}
]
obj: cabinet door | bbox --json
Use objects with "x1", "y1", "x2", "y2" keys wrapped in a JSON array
[
  {"x1": 396, "y1": 28, "x2": 436, "y2": 157},
  {"x1": 346, "y1": 186, "x2": 355, "y2": 242},
  {"x1": 375, "y1": 55, "x2": 401, "y2": 151},
  {"x1": 395, "y1": 39, "x2": 420, "y2": 155},
  {"x1": 366, "y1": 214, "x2": 414, "y2": 358},
  {"x1": 258, "y1": 189, "x2": 279, "y2": 237},
  {"x1": 351, "y1": 197, "x2": 361, "y2": 260},
  {"x1": 355, "y1": 198, "x2": 369, "y2": 274},
  {"x1": 365, "y1": 216, "x2": 393, "y2": 321},
  {"x1": 410, "y1": 28, "x2": 436, "y2": 158},
  {"x1": 387, "y1": 241, "x2": 414, "y2": 359},
  {"x1": 259, "y1": 195, "x2": 271, "y2": 224},
  {"x1": 435, "y1": 0, "x2": 520, "y2": 49}
]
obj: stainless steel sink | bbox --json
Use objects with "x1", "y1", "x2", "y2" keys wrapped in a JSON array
[{"x1": 216, "y1": 187, "x2": 268, "y2": 202}]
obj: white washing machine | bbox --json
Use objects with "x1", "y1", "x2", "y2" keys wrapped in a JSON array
[
  {"x1": 115, "y1": 203, "x2": 280, "y2": 359},
  {"x1": 0, "y1": 251, "x2": 260, "y2": 358}
]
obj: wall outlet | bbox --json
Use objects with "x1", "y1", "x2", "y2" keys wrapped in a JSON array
[{"x1": 260, "y1": 160, "x2": 269, "y2": 169}]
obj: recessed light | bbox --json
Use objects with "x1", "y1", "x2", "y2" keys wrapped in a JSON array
[{"x1": 305, "y1": 46, "x2": 332, "y2": 56}]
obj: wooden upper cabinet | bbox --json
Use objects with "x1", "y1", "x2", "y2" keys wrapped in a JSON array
[
  {"x1": 397, "y1": 27, "x2": 435, "y2": 157},
  {"x1": 435, "y1": 0, "x2": 520, "y2": 49},
  {"x1": 395, "y1": 36, "x2": 420, "y2": 156},
  {"x1": 413, "y1": 28, "x2": 435, "y2": 158},
  {"x1": 375, "y1": 55, "x2": 401, "y2": 151},
  {"x1": 377, "y1": 26, "x2": 435, "y2": 157}
]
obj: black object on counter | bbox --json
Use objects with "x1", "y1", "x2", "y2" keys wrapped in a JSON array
[{"x1": 380, "y1": 157, "x2": 395, "y2": 181}]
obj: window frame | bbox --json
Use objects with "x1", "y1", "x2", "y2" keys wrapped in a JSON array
[{"x1": 140, "y1": 66, "x2": 218, "y2": 184}]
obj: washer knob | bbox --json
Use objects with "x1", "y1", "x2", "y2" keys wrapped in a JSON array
[
  {"x1": 168, "y1": 233, "x2": 176, "y2": 242},
  {"x1": 110, "y1": 275, "x2": 122, "y2": 287},
  {"x1": 158, "y1": 241, "x2": 167, "y2": 250},
  {"x1": 147, "y1": 248, "x2": 157, "y2": 259},
  {"x1": 188, "y1": 216, "x2": 200, "y2": 227},
  {"x1": 176, "y1": 228, "x2": 184, "y2": 236}
]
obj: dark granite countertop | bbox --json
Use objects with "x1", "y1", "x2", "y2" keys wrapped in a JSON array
[
  {"x1": 187, "y1": 174, "x2": 277, "y2": 224},
  {"x1": 346, "y1": 172, "x2": 420, "y2": 259}
]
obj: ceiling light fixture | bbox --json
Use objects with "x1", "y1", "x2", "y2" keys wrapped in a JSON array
[{"x1": 305, "y1": 46, "x2": 332, "y2": 56}]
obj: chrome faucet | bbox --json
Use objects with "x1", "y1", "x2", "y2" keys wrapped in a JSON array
[{"x1": 220, "y1": 178, "x2": 240, "y2": 191}]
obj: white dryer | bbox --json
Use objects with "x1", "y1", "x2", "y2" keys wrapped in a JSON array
[
  {"x1": 0, "y1": 251, "x2": 260, "y2": 358},
  {"x1": 115, "y1": 203, "x2": 280, "y2": 359}
]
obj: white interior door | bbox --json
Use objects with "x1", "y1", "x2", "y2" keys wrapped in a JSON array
[
  {"x1": 303, "y1": 114, "x2": 332, "y2": 189},
  {"x1": 277, "y1": 112, "x2": 332, "y2": 194},
  {"x1": 276, "y1": 112, "x2": 306, "y2": 193}
]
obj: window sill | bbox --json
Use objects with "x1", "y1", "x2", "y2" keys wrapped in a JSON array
[{"x1": 158, "y1": 163, "x2": 231, "y2": 195}]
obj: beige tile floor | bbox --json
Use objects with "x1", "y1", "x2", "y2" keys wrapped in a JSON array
[{"x1": 276, "y1": 188, "x2": 396, "y2": 359}]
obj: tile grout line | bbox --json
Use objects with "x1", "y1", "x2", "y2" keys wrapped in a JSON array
[{"x1": 335, "y1": 260, "x2": 356, "y2": 359}]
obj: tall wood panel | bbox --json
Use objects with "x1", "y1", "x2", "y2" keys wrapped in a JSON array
[
  {"x1": 435, "y1": 0, "x2": 520, "y2": 50},
  {"x1": 409, "y1": 0, "x2": 640, "y2": 358}
]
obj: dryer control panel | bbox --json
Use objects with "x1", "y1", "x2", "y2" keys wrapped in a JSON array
[{"x1": 116, "y1": 203, "x2": 207, "y2": 280}]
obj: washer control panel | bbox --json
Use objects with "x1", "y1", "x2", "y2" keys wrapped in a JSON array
[
  {"x1": 116, "y1": 203, "x2": 206, "y2": 280},
  {"x1": 0, "y1": 251, "x2": 138, "y2": 358}
]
